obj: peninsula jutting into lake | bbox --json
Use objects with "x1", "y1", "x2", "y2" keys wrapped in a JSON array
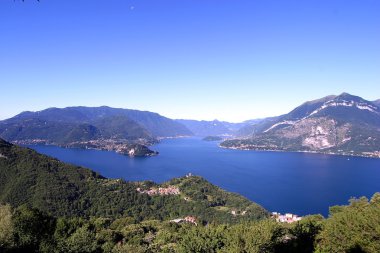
[
  {"x1": 25, "y1": 136, "x2": 380, "y2": 217},
  {"x1": 1, "y1": 137, "x2": 380, "y2": 252},
  {"x1": 1, "y1": 0, "x2": 380, "y2": 252}
]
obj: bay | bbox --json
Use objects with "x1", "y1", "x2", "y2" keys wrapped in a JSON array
[{"x1": 28, "y1": 137, "x2": 380, "y2": 216}]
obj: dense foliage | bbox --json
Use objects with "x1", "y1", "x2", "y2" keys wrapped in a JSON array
[
  {"x1": 0, "y1": 139, "x2": 267, "y2": 223},
  {"x1": 1, "y1": 139, "x2": 380, "y2": 252},
  {"x1": 1, "y1": 194, "x2": 379, "y2": 252},
  {"x1": 316, "y1": 194, "x2": 380, "y2": 253}
]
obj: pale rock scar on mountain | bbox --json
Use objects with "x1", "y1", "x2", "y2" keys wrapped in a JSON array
[
  {"x1": 308, "y1": 100, "x2": 379, "y2": 116},
  {"x1": 221, "y1": 93, "x2": 380, "y2": 158}
]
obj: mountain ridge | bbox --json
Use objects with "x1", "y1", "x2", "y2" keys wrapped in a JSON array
[
  {"x1": 0, "y1": 106, "x2": 194, "y2": 156},
  {"x1": 372, "y1": 99, "x2": 380, "y2": 106},
  {"x1": 221, "y1": 93, "x2": 380, "y2": 158},
  {"x1": 6, "y1": 106, "x2": 193, "y2": 138},
  {"x1": 176, "y1": 119, "x2": 235, "y2": 136}
]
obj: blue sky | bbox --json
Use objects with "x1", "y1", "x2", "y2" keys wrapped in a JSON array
[{"x1": 1, "y1": 0, "x2": 379, "y2": 122}]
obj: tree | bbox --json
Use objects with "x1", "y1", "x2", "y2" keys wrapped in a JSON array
[
  {"x1": 283, "y1": 215, "x2": 324, "y2": 253},
  {"x1": 0, "y1": 204, "x2": 14, "y2": 250},
  {"x1": 316, "y1": 194, "x2": 380, "y2": 253},
  {"x1": 63, "y1": 224, "x2": 100, "y2": 253},
  {"x1": 221, "y1": 220, "x2": 284, "y2": 253},
  {"x1": 12, "y1": 205, "x2": 56, "y2": 253},
  {"x1": 177, "y1": 225, "x2": 226, "y2": 253}
]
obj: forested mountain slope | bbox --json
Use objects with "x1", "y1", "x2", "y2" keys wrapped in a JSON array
[{"x1": 0, "y1": 139, "x2": 267, "y2": 223}]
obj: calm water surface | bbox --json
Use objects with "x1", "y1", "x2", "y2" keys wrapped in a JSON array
[{"x1": 29, "y1": 137, "x2": 380, "y2": 216}]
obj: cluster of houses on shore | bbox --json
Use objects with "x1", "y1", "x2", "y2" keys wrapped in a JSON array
[
  {"x1": 363, "y1": 151, "x2": 380, "y2": 158},
  {"x1": 271, "y1": 212, "x2": 302, "y2": 223},
  {"x1": 170, "y1": 216, "x2": 198, "y2": 226},
  {"x1": 136, "y1": 186, "x2": 180, "y2": 196}
]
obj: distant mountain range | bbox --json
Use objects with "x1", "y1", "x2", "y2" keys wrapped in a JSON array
[
  {"x1": 0, "y1": 106, "x2": 253, "y2": 145},
  {"x1": 221, "y1": 93, "x2": 380, "y2": 158},
  {"x1": 175, "y1": 119, "x2": 269, "y2": 137},
  {"x1": 0, "y1": 106, "x2": 192, "y2": 156},
  {"x1": 1, "y1": 93, "x2": 379, "y2": 158},
  {"x1": 2, "y1": 106, "x2": 192, "y2": 139},
  {"x1": 175, "y1": 119, "x2": 245, "y2": 137}
]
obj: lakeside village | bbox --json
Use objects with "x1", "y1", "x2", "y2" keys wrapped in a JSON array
[
  {"x1": 271, "y1": 212, "x2": 302, "y2": 223},
  {"x1": 136, "y1": 174, "x2": 302, "y2": 225}
]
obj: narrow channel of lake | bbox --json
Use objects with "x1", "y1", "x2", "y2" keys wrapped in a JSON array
[{"x1": 28, "y1": 137, "x2": 380, "y2": 216}]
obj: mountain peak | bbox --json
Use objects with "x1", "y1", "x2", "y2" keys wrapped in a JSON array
[
  {"x1": 305, "y1": 93, "x2": 380, "y2": 119},
  {"x1": 222, "y1": 93, "x2": 380, "y2": 157},
  {"x1": 372, "y1": 99, "x2": 380, "y2": 106},
  {"x1": 335, "y1": 92, "x2": 363, "y2": 101},
  {"x1": 305, "y1": 95, "x2": 336, "y2": 105}
]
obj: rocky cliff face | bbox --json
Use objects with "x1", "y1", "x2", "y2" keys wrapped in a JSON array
[{"x1": 275, "y1": 117, "x2": 351, "y2": 150}]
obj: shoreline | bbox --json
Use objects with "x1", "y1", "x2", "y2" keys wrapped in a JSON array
[
  {"x1": 16, "y1": 140, "x2": 158, "y2": 157},
  {"x1": 218, "y1": 144, "x2": 380, "y2": 159}
]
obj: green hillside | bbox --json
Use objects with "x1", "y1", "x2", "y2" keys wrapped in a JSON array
[
  {"x1": 1, "y1": 139, "x2": 380, "y2": 252},
  {"x1": 0, "y1": 139, "x2": 267, "y2": 223},
  {"x1": 1, "y1": 185, "x2": 379, "y2": 252}
]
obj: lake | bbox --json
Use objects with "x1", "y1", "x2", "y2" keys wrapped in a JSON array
[{"x1": 28, "y1": 137, "x2": 380, "y2": 216}]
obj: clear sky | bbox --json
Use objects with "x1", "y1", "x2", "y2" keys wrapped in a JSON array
[{"x1": 0, "y1": 0, "x2": 379, "y2": 122}]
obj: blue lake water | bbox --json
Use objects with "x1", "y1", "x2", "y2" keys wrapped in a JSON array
[{"x1": 28, "y1": 137, "x2": 380, "y2": 216}]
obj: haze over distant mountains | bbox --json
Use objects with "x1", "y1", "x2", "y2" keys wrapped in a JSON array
[
  {"x1": 0, "y1": 93, "x2": 379, "y2": 158},
  {"x1": 221, "y1": 93, "x2": 380, "y2": 158},
  {"x1": 175, "y1": 119, "x2": 268, "y2": 137},
  {"x1": 175, "y1": 119, "x2": 243, "y2": 137}
]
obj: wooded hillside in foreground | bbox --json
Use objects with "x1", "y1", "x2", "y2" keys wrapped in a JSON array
[{"x1": 1, "y1": 139, "x2": 380, "y2": 252}]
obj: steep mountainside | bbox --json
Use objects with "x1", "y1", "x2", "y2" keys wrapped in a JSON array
[
  {"x1": 0, "y1": 139, "x2": 268, "y2": 223},
  {"x1": 236, "y1": 116, "x2": 280, "y2": 137},
  {"x1": 221, "y1": 93, "x2": 380, "y2": 158}
]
